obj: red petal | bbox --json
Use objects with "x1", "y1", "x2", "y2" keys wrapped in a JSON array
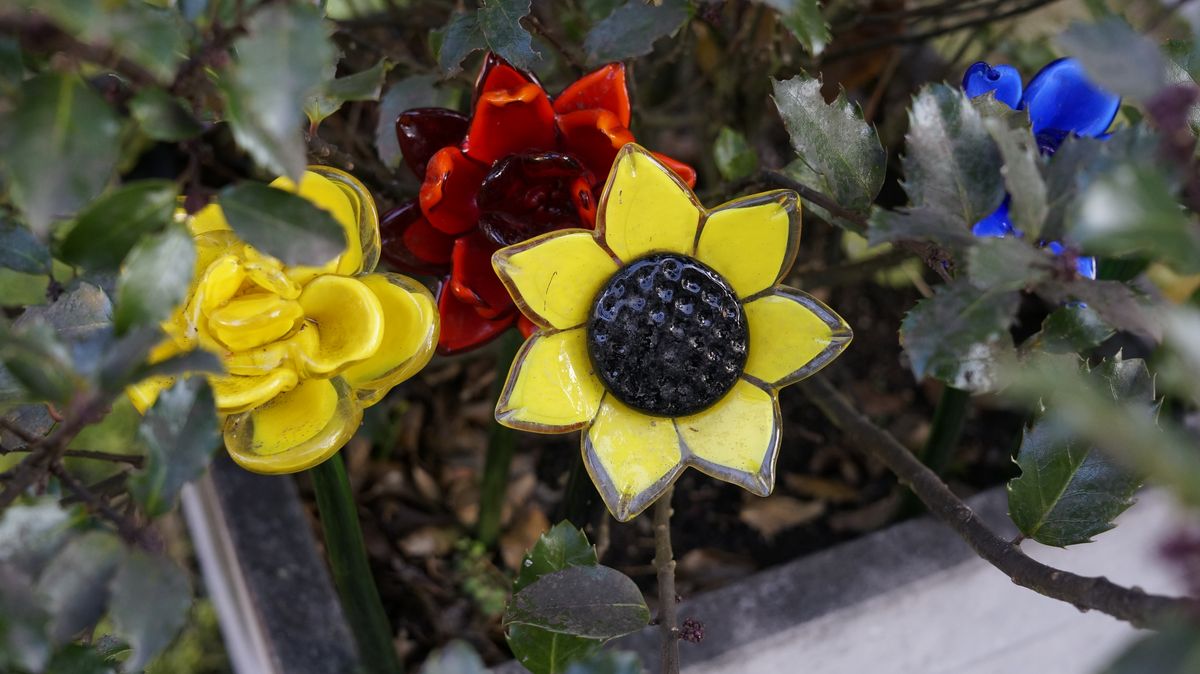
[
  {"x1": 553, "y1": 63, "x2": 631, "y2": 127},
  {"x1": 652, "y1": 152, "x2": 698, "y2": 189},
  {"x1": 557, "y1": 109, "x2": 635, "y2": 182},
  {"x1": 419, "y1": 146, "x2": 489, "y2": 235},
  {"x1": 449, "y1": 231, "x2": 513, "y2": 319},
  {"x1": 517, "y1": 314, "x2": 537, "y2": 338},
  {"x1": 379, "y1": 200, "x2": 454, "y2": 275},
  {"x1": 463, "y1": 82, "x2": 557, "y2": 164},
  {"x1": 437, "y1": 284, "x2": 516, "y2": 355},
  {"x1": 473, "y1": 53, "x2": 540, "y2": 105},
  {"x1": 396, "y1": 108, "x2": 469, "y2": 180}
]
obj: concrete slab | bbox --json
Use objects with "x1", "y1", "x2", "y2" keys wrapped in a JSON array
[{"x1": 604, "y1": 488, "x2": 1187, "y2": 674}]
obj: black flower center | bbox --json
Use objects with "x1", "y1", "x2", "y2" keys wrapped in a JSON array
[{"x1": 587, "y1": 253, "x2": 748, "y2": 417}]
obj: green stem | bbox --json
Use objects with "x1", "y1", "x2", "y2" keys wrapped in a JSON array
[
  {"x1": 559, "y1": 447, "x2": 593, "y2": 527},
  {"x1": 901, "y1": 385, "x2": 970, "y2": 517},
  {"x1": 476, "y1": 329, "x2": 525, "y2": 547},
  {"x1": 311, "y1": 454, "x2": 402, "y2": 674}
]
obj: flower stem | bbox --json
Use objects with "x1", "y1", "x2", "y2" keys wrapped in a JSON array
[
  {"x1": 477, "y1": 328, "x2": 525, "y2": 548},
  {"x1": 653, "y1": 486, "x2": 680, "y2": 674},
  {"x1": 310, "y1": 454, "x2": 402, "y2": 674},
  {"x1": 902, "y1": 385, "x2": 970, "y2": 517}
]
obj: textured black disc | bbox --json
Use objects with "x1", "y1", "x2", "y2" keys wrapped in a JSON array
[{"x1": 587, "y1": 253, "x2": 748, "y2": 417}]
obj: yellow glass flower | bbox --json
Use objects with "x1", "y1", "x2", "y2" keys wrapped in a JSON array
[
  {"x1": 128, "y1": 166, "x2": 439, "y2": 474},
  {"x1": 492, "y1": 144, "x2": 852, "y2": 521}
]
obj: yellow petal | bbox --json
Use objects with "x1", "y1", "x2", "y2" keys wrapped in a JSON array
[
  {"x1": 207, "y1": 293, "x2": 304, "y2": 351},
  {"x1": 223, "y1": 376, "x2": 361, "y2": 474},
  {"x1": 198, "y1": 255, "x2": 246, "y2": 315},
  {"x1": 341, "y1": 273, "x2": 439, "y2": 406},
  {"x1": 743, "y1": 287, "x2": 853, "y2": 388},
  {"x1": 597, "y1": 144, "x2": 702, "y2": 263},
  {"x1": 493, "y1": 231, "x2": 618, "y2": 330},
  {"x1": 695, "y1": 191, "x2": 799, "y2": 298},
  {"x1": 496, "y1": 328, "x2": 604, "y2": 432},
  {"x1": 243, "y1": 258, "x2": 301, "y2": 299},
  {"x1": 127, "y1": 376, "x2": 173, "y2": 414},
  {"x1": 224, "y1": 322, "x2": 318, "y2": 376},
  {"x1": 677, "y1": 380, "x2": 779, "y2": 495},
  {"x1": 583, "y1": 396, "x2": 684, "y2": 521},
  {"x1": 310, "y1": 165, "x2": 381, "y2": 275},
  {"x1": 189, "y1": 202, "x2": 231, "y2": 236},
  {"x1": 272, "y1": 167, "x2": 381, "y2": 283},
  {"x1": 209, "y1": 368, "x2": 299, "y2": 415},
  {"x1": 297, "y1": 275, "x2": 384, "y2": 375}
]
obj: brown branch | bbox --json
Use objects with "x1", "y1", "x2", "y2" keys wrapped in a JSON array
[
  {"x1": 50, "y1": 463, "x2": 147, "y2": 546},
  {"x1": 0, "y1": 394, "x2": 110, "y2": 509},
  {"x1": 654, "y1": 486, "x2": 680, "y2": 674},
  {"x1": 1, "y1": 443, "x2": 143, "y2": 468},
  {"x1": 800, "y1": 373, "x2": 1196, "y2": 629},
  {"x1": 0, "y1": 12, "x2": 159, "y2": 87}
]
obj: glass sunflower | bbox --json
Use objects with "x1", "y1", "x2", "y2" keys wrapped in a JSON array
[
  {"x1": 490, "y1": 144, "x2": 852, "y2": 521},
  {"x1": 128, "y1": 166, "x2": 439, "y2": 474},
  {"x1": 378, "y1": 53, "x2": 696, "y2": 355}
]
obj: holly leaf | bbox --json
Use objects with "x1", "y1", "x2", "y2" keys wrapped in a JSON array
[
  {"x1": 0, "y1": 73, "x2": 120, "y2": 237},
  {"x1": 967, "y1": 237, "x2": 1052, "y2": 292},
  {"x1": 583, "y1": 0, "x2": 690, "y2": 65},
  {"x1": 112, "y1": 224, "x2": 195, "y2": 335},
  {"x1": 224, "y1": 3, "x2": 335, "y2": 180},
  {"x1": 772, "y1": 74, "x2": 885, "y2": 215},
  {"x1": 0, "y1": 498, "x2": 76, "y2": 577},
  {"x1": 1070, "y1": 163, "x2": 1200, "y2": 274},
  {"x1": 1008, "y1": 358, "x2": 1152, "y2": 546},
  {"x1": 0, "y1": 217, "x2": 51, "y2": 275},
  {"x1": 507, "y1": 522, "x2": 602, "y2": 674},
  {"x1": 36, "y1": 531, "x2": 124, "y2": 644},
  {"x1": 130, "y1": 378, "x2": 220, "y2": 518},
  {"x1": 217, "y1": 182, "x2": 346, "y2": 267},
  {"x1": 375, "y1": 74, "x2": 443, "y2": 169},
  {"x1": 58, "y1": 181, "x2": 179, "y2": 272},
  {"x1": 713, "y1": 127, "x2": 758, "y2": 182},
  {"x1": 900, "y1": 283, "x2": 1020, "y2": 392},
  {"x1": 129, "y1": 89, "x2": 202, "y2": 142},
  {"x1": 985, "y1": 117, "x2": 1047, "y2": 239},
  {"x1": 900, "y1": 83, "x2": 1005, "y2": 228},
  {"x1": 108, "y1": 551, "x2": 192, "y2": 672},
  {"x1": 305, "y1": 59, "x2": 393, "y2": 128},
  {"x1": 504, "y1": 565, "x2": 649, "y2": 639},
  {"x1": 1034, "y1": 305, "x2": 1114, "y2": 355},
  {"x1": 438, "y1": 0, "x2": 540, "y2": 75},
  {"x1": 1057, "y1": 18, "x2": 1169, "y2": 102},
  {"x1": 759, "y1": 0, "x2": 828, "y2": 55},
  {"x1": 1102, "y1": 623, "x2": 1200, "y2": 674}
]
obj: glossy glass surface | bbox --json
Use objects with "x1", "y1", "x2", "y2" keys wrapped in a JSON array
[
  {"x1": 492, "y1": 144, "x2": 853, "y2": 521},
  {"x1": 128, "y1": 166, "x2": 439, "y2": 474}
]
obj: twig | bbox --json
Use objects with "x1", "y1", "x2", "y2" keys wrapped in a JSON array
[
  {"x1": 0, "y1": 13, "x2": 159, "y2": 86},
  {"x1": 0, "y1": 394, "x2": 110, "y2": 509},
  {"x1": 1, "y1": 443, "x2": 145, "y2": 468},
  {"x1": 800, "y1": 373, "x2": 1196, "y2": 629},
  {"x1": 653, "y1": 486, "x2": 680, "y2": 674},
  {"x1": 50, "y1": 462, "x2": 146, "y2": 546}
]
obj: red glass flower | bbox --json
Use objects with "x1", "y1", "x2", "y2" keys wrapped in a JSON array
[{"x1": 379, "y1": 54, "x2": 697, "y2": 354}]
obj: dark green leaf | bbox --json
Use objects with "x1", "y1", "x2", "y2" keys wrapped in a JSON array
[
  {"x1": 305, "y1": 59, "x2": 393, "y2": 128},
  {"x1": 505, "y1": 565, "x2": 649, "y2": 639},
  {"x1": 564, "y1": 651, "x2": 642, "y2": 674},
  {"x1": 438, "y1": 0, "x2": 541, "y2": 75},
  {"x1": 0, "y1": 318, "x2": 78, "y2": 404},
  {"x1": 109, "y1": 551, "x2": 191, "y2": 671},
  {"x1": 129, "y1": 89, "x2": 203, "y2": 142},
  {"x1": 16, "y1": 282, "x2": 113, "y2": 383},
  {"x1": 713, "y1": 127, "x2": 758, "y2": 182},
  {"x1": 58, "y1": 181, "x2": 179, "y2": 272},
  {"x1": 899, "y1": 283, "x2": 1020, "y2": 392},
  {"x1": 68, "y1": 397, "x2": 142, "y2": 460},
  {"x1": 218, "y1": 182, "x2": 346, "y2": 267},
  {"x1": 0, "y1": 498, "x2": 76, "y2": 577},
  {"x1": 417, "y1": 640, "x2": 487, "y2": 674},
  {"x1": 506, "y1": 626, "x2": 601, "y2": 674},
  {"x1": 130, "y1": 378, "x2": 219, "y2": 518},
  {"x1": 375, "y1": 75, "x2": 443, "y2": 169},
  {"x1": 759, "y1": 0, "x2": 828, "y2": 55},
  {"x1": 967, "y1": 237, "x2": 1052, "y2": 292},
  {"x1": 0, "y1": 565, "x2": 51, "y2": 673},
  {"x1": 1036, "y1": 305, "x2": 1114, "y2": 354},
  {"x1": 0, "y1": 37, "x2": 24, "y2": 96},
  {"x1": 1036, "y1": 279, "x2": 1160, "y2": 342},
  {"x1": 1070, "y1": 164, "x2": 1200, "y2": 274},
  {"x1": 1057, "y1": 18, "x2": 1168, "y2": 102},
  {"x1": 985, "y1": 118, "x2": 1047, "y2": 239},
  {"x1": 900, "y1": 83, "x2": 1004, "y2": 228},
  {"x1": 113, "y1": 225, "x2": 195, "y2": 335},
  {"x1": 1102, "y1": 623, "x2": 1200, "y2": 674},
  {"x1": 866, "y1": 205, "x2": 975, "y2": 252},
  {"x1": 515, "y1": 521, "x2": 598, "y2": 593},
  {"x1": 583, "y1": 0, "x2": 690, "y2": 65},
  {"x1": 42, "y1": 643, "x2": 116, "y2": 674},
  {"x1": 36, "y1": 530, "x2": 124, "y2": 644},
  {"x1": 0, "y1": 218, "x2": 50, "y2": 275},
  {"x1": 1008, "y1": 358, "x2": 1152, "y2": 546},
  {"x1": 225, "y1": 3, "x2": 335, "y2": 180},
  {"x1": 771, "y1": 74, "x2": 885, "y2": 214},
  {"x1": 0, "y1": 269, "x2": 48, "y2": 307},
  {"x1": 1, "y1": 73, "x2": 120, "y2": 236}
]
